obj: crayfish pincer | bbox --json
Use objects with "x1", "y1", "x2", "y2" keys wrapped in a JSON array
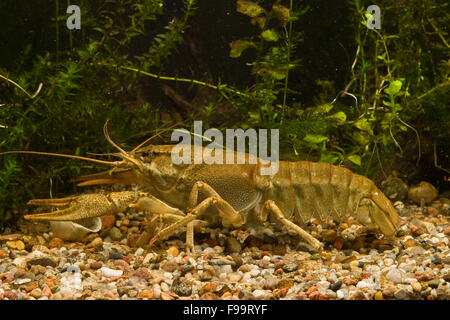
[{"x1": 4, "y1": 124, "x2": 400, "y2": 253}]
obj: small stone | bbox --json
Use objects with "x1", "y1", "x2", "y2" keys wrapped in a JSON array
[
  {"x1": 161, "y1": 261, "x2": 177, "y2": 273},
  {"x1": 408, "y1": 181, "x2": 438, "y2": 204},
  {"x1": 225, "y1": 238, "x2": 242, "y2": 254},
  {"x1": 138, "y1": 289, "x2": 153, "y2": 299},
  {"x1": 386, "y1": 268, "x2": 404, "y2": 284},
  {"x1": 90, "y1": 261, "x2": 102, "y2": 270},
  {"x1": 374, "y1": 292, "x2": 383, "y2": 300},
  {"x1": 296, "y1": 242, "x2": 318, "y2": 254},
  {"x1": 153, "y1": 285, "x2": 161, "y2": 299},
  {"x1": 101, "y1": 215, "x2": 116, "y2": 229},
  {"x1": 228, "y1": 272, "x2": 242, "y2": 282},
  {"x1": 200, "y1": 292, "x2": 218, "y2": 300},
  {"x1": 160, "y1": 292, "x2": 174, "y2": 300},
  {"x1": 48, "y1": 238, "x2": 63, "y2": 249},
  {"x1": 273, "y1": 244, "x2": 287, "y2": 255},
  {"x1": 411, "y1": 282, "x2": 422, "y2": 293},
  {"x1": 131, "y1": 267, "x2": 151, "y2": 281},
  {"x1": 403, "y1": 239, "x2": 418, "y2": 248},
  {"x1": 336, "y1": 290, "x2": 345, "y2": 299},
  {"x1": 382, "y1": 286, "x2": 396, "y2": 299},
  {"x1": 431, "y1": 255, "x2": 442, "y2": 265},
  {"x1": 199, "y1": 282, "x2": 217, "y2": 295},
  {"x1": 134, "y1": 247, "x2": 144, "y2": 257},
  {"x1": 87, "y1": 237, "x2": 103, "y2": 249},
  {"x1": 30, "y1": 289, "x2": 42, "y2": 299},
  {"x1": 321, "y1": 230, "x2": 338, "y2": 242},
  {"x1": 6, "y1": 240, "x2": 25, "y2": 251},
  {"x1": 171, "y1": 278, "x2": 192, "y2": 297},
  {"x1": 282, "y1": 263, "x2": 298, "y2": 273},
  {"x1": 253, "y1": 289, "x2": 268, "y2": 299},
  {"x1": 27, "y1": 257, "x2": 57, "y2": 268},
  {"x1": 167, "y1": 246, "x2": 179, "y2": 257},
  {"x1": 100, "y1": 266, "x2": 123, "y2": 277},
  {"x1": 394, "y1": 289, "x2": 409, "y2": 300},
  {"x1": 427, "y1": 279, "x2": 440, "y2": 289},
  {"x1": 42, "y1": 287, "x2": 52, "y2": 297},
  {"x1": 381, "y1": 176, "x2": 408, "y2": 202},
  {"x1": 108, "y1": 227, "x2": 122, "y2": 241},
  {"x1": 0, "y1": 249, "x2": 6, "y2": 259},
  {"x1": 329, "y1": 280, "x2": 342, "y2": 292},
  {"x1": 109, "y1": 252, "x2": 123, "y2": 260}
]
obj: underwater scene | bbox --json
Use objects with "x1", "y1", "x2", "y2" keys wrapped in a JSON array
[{"x1": 0, "y1": 0, "x2": 449, "y2": 304}]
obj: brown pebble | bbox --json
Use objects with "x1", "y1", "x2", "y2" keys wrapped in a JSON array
[
  {"x1": 160, "y1": 292, "x2": 174, "y2": 300},
  {"x1": 42, "y1": 287, "x2": 52, "y2": 297},
  {"x1": 0, "y1": 249, "x2": 6, "y2": 259},
  {"x1": 127, "y1": 233, "x2": 140, "y2": 248},
  {"x1": 6, "y1": 240, "x2": 25, "y2": 251},
  {"x1": 277, "y1": 279, "x2": 294, "y2": 289},
  {"x1": 161, "y1": 261, "x2": 178, "y2": 273},
  {"x1": 374, "y1": 292, "x2": 383, "y2": 300},
  {"x1": 48, "y1": 238, "x2": 64, "y2": 249},
  {"x1": 200, "y1": 292, "x2": 218, "y2": 300},
  {"x1": 100, "y1": 215, "x2": 116, "y2": 229},
  {"x1": 167, "y1": 246, "x2": 179, "y2": 257},
  {"x1": 403, "y1": 239, "x2": 418, "y2": 248},
  {"x1": 199, "y1": 282, "x2": 217, "y2": 295},
  {"x1": 273, "y1": 244, "x2": 287, "y2": 256},
  {"x1": 138, "y1": 289, "x2": 153, "y2": 299},
  {"x1": 90, "y1": 261, "x2": 102, "y2": 270},
  {"x1": 130, "y1": 267, "x2": 152, "y2": 281},
  {"x1": 30, "y1": 289, "x2": 42, "y2": 299}
]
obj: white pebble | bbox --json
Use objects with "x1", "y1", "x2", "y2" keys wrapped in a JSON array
[
  {"x1": 160, "y1": 282, "x2": 169, "y2": 292},
  {"x1": 250, "y1": 269, "x2": 260, "y2": 277},
  {"x1": 384, "y1": 258, "x2": 395, "y2": 267},
  {"x1": 252, "y1": 290, "x2": 267, "y2": 299},
  {"x1": 336, "y1": 290, "x2": 345, "y2": 299},
  {"x1": 386, "y1": 268, "x2": 403, "y2": 284},
  {"x1": 153, "y1": 285, "x2": 161, "y2": 299},
  {"x1": 134, "y1": 248, "x2": 144, "y2": 257},
  {"x1": 100, "y1": 266, "x2": 123, "y2": 277}
]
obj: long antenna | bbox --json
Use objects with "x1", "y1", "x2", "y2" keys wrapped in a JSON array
[
  {"x1": 0, "y1": 150, "x2": 117, "y2": 166},
  {"x1": 131, "y1": 121, "x2": 182, "y2": 152}
]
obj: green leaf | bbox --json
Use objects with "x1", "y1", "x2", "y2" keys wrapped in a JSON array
[
  {"x1": 327, "y1": 111, "x2": 347, "y2": 125},
  {"x1": 354, "y1": 119, "x2": 374, "y2": 135},
  {"x1": 303, "y1": 134, "x2": 327, "y2": 144},
  {"x1": 236, "y1": 0, "x2": 265, "y2": 18},
  {"x1": 272, "y1": 4, "x2": 290, "y2": 27},
  {"x1": 314, "y1": 104, "x2": 333, "y2": 114},
  {"x1": 384, "y1": 80, "x2": 403, "y2": 96},
  {"x1": 229, "y1": 40, "x2": 256, "y2": 58},
  {"x1": 320, "y1": 153, "x2": 339, "y2": 164},
  {"x1": 353, "y1": 131, "x2": 369, "y2": 145},
  {"x1": 347, "y1": 155, "x2": 361, "y2": 166},
  {"x1": 261, "y1": 29, "x2": 279, "y2": 42}
]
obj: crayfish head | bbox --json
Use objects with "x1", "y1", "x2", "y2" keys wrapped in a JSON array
[{"x1": 357, "y1": 191, "x2": 400, "y2": 237}]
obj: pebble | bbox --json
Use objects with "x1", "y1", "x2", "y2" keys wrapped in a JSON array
[
  {"x1": 0, "y1": 199, "x2": 447, "y2": 301},
  {"x1": 6, "y1": 240, "x2": 25, "y2": 251},
  {"x1": 87, "y1": 237, "x2": 103, "y2": 249},
  {"x1": 167, "y1": 246, "x2": 179, "y2": 257},
  {"x1": 225, "y1": 238, "x2": 242, "y2": 253},
  {"x1": 282, "y1": 263, "x2": 298, "y2": 273},
  {"x1": 100, "y1": 267, "x2": 123, "y2": 277},
  {"x1": 386, "y1": 268, "x2": 404, "y2": 284},
  {"x1": 48, "y1": 238, "x2": 63, "y2": 249},
  {"x1": 171, "y1": 278, "x2": 192, "y2": 296}
]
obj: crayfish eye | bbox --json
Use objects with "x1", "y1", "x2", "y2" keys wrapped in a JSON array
[{"x1": 141, "y1": 151, "x2": 149, "y2": 157}]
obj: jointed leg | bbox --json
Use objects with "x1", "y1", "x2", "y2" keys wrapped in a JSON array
[
  {"x1": 261, "y1": 200, "x2": 323, "y2": 251},
  {"x1": 149, "y1": 182, "x2": 244, "y2": 251}
]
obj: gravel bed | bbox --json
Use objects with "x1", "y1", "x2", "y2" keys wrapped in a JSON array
[{"x1": 0, "y1": 199, "x2": 449, "y2": 300}]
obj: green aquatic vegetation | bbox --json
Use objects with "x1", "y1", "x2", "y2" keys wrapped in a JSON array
[{"x1": 0, "y1": 0, "x2": 448, "y2": 228}]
